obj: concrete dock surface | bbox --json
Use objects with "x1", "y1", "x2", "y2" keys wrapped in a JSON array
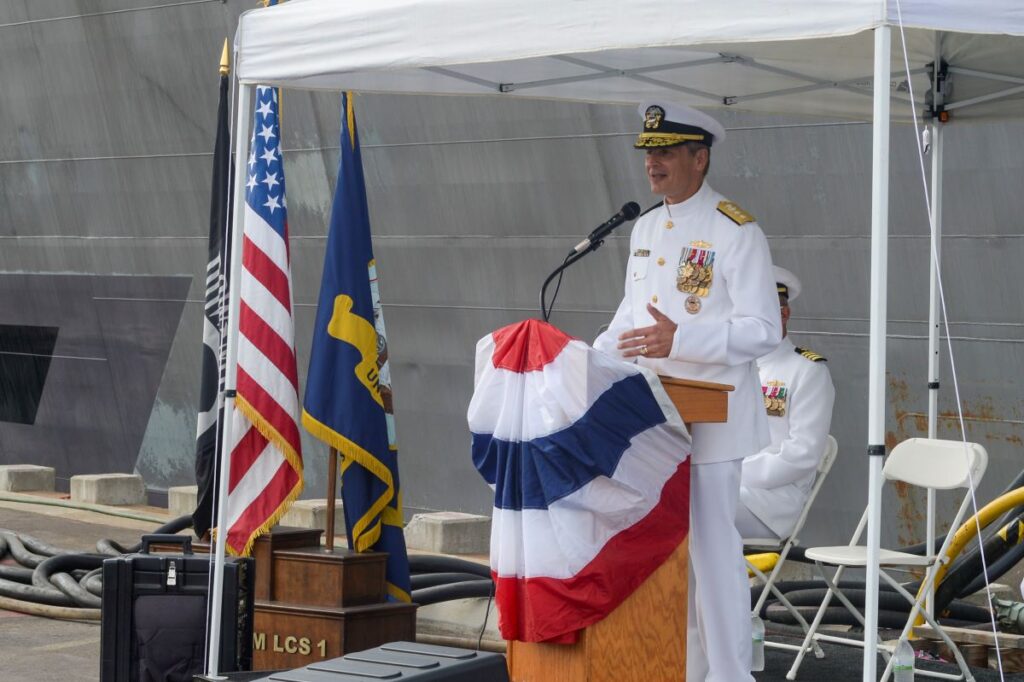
[{"x1": 2, "y1": 496, "x2": 1022, "y2": 681}]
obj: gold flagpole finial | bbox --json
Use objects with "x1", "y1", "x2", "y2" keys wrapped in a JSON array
[
  {"x1": 219, "y1": 38, "x2": 230, "y2": 76},
  {"x1": 346, "y1": 92, "x2": 357, "y2": 150}
]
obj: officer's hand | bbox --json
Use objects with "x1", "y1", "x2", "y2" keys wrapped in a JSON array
[{"x1": 618, "y1": 305, "x2": 677, "y2": 359}]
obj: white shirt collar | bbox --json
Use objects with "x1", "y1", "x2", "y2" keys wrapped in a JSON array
[{"x1": 663, "y1": 180, "x2": 712, "y2": 219}]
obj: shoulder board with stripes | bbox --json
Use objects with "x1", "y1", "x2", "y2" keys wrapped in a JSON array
[
  {"x1": 717, "y1": 200, "x2": 754, "y2": 226},
  {"x1": 795, "y1": 347, "x2": 827, "y2": 362}
]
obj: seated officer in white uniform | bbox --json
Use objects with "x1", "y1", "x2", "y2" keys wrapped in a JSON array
[{"x1": 736, "y1": 266, "x2": 836, "y2": 540}]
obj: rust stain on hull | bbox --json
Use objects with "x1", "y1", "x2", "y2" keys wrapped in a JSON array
[{"x1": 886, "y1": 374, "x2": 1022, "y2": 546}]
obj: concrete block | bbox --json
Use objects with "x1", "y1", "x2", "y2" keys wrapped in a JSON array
[
  {"x1": 70, "y1": 473, "x2": 146, "y2": 506},
  {"x1": 404, "y1": 512, "x2": 491, "y2": 555},
  {"x1": 280, "y1": 499, "x2": 344, "y2": 531},
  {"x1": 0, "y1": 465, "x2": 56, "y2": 492},
  {"x1": 168, "y1": 485, "x2": 198, "y2": 519}
]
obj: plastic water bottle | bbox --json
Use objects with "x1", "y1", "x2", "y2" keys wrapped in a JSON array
[
  {"x1": 893, "y1": 638, "x2": 915, "y2": 681},
  {"x1": 751, "y1": 614, "x2": 765, "y2": 672}
]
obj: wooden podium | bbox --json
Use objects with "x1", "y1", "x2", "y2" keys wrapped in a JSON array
[{"x1": 506, "y1": 376, "x2": 733, "y2": 682}]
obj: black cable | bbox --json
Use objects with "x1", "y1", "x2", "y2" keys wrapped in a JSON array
[
  {"x1": 764, "y1": 605, "x2": 980, "y2": 630},
  {"x1": 542, "y1": 253, "x2": 572, "y2": 322},
  {"x1": 751, "y1": 579, "x2": 898, "y2": 614},
  {"x1": 774, "y1": 588, "x2": 990, "y2": 621},
  {"x1": 541, "y1": 201, "x2": 662, "y2": 322},
  {"x1": 638, "y1": 200, "x2": 664, "y2": 218},
  {"x1": 0, "y1": 515, "x2": 197, "y2": 613},
  {"x1": 410, "y1": 572, "x2": 485, "y2": 590},
  {"x1": 17, "y1": 533, "x2": 67, "y2": 557},
  {"x1": 0, "y1": 576, "x2": 75, "y2": 606},
  {"x1": 409, "y1": 554, "x2": 491, "y2": 578},
  {"x1": 0, "y1": 531, "x2": 49, "y2": 568},
  {"x1": 957, "y1": 541, "x2": 1024, "y2": 597},
  {"x1": 82, "y1": 568, "x2": 104, "y2": 598},
  {"x1": 478, "y1": 577, "x2": 495, "y2": 650},
  {"x1": 0, "y1": 565, "x2": 34, "y2": 584},
  {"x1": 411, "y1": 580, "x2": 494, "y2": 606},
  {"x1": 96, "y1": 538, "x2": 132, "y2": 556},
  {"x1": 33, "y1": 554, "x2": 106, "y2": 608},
  {"x1": 93, "y1": 516, "x2": 194, "y2": 556}
]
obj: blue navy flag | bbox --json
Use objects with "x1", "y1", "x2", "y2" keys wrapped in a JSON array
[{"x1": 302, "y1": 93, "x2": 410, "y2": 602}]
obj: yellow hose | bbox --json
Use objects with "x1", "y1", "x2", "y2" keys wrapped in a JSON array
[
  {"x1": 746, "y1": 552, "x2": 779, "y2": 577},
  {"x1": 0, "y1": 595, "x2": 100, "y2": 621},
  {"x1": 915, "y1": 486, "x2": 1024, "y2": 626}
]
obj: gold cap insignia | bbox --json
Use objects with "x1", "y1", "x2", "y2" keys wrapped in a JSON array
[{"x1": 644, "y1": 105, "x2": 665, "y2": 130}]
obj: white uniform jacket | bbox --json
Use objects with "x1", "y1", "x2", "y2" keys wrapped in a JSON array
[
  {"x1": 741, "y1": 337, "x2": 836, "y2": 537},
  {"x1": 595, "y1": 182, "x2": 781, "y2": 464}
]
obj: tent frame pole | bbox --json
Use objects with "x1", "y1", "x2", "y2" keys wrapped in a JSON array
[
  {"x1": 863, "y1": 24, "x2": 891, "y2": 682},
  {"x1": 925, "y1": 32, "x2": 946, "y2": 617},
  {"x1": 204, "y1": 80, "x2": 253, "y2": 680},
  {"x1": 925, "y1": 118, "x2": 943, "y2": 615}
]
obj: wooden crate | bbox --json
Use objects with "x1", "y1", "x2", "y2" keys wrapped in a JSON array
[
  {"x1": 271, "y1": 546, "x2": 386, "y2": 607},
  {"x1": 914, "y1": 624, "x2": 1024, "y2": 673},
  {"x1": 253, "y1": 527, "x2": 324, "y2": 601},
  {"x1": 253, "y1": 600, "x2": 417, "y2": 670}
]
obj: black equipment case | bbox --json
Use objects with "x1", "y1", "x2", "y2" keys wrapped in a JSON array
[
  {"x1": 248, "y1": 641, "x2": 509, "y2": 682},
  {"x1": 101, "y1": 534, "x2": 255, "y2": 682}
]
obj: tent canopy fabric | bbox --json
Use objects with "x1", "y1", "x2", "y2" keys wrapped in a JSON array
[{"x1": 235, "y1": 0, "x2": 1024, "y2": 120}]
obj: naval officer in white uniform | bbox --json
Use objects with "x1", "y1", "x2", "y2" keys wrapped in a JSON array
[
  {"x1": 595, "y1": 101, "x2": 780, "y2": 682},
  {"x1": 736, "y1": 266, "x2": 836, "y2": 540}
]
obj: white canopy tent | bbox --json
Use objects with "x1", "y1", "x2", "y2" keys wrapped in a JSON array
[
  {"x1": 233, "y1": 0, "x2": 1024, "y2": 121},
  {"x1": 208, "y1": 1, "x2": 1024, "y2": 679}
]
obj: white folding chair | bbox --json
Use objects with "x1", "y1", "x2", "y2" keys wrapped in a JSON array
[
  {"x1": 786, "y1": 438, "x2": 988, "y2": 682},
  {"x1": 745, "y1": 434, "x2": 838, "y2": 658}
]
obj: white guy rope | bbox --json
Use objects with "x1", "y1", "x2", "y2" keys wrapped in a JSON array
[{"x1": 893, "y1": 1, "x2": 1005, "y2": 678}]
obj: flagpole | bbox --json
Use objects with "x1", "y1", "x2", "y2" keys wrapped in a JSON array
[
  {"x1": 326, "y1": 448, "x2": 338, "y2": 552},
  {"x1": 205, "y1": 78, "x2": 252, "y2": 680},
  {"x1": 198, "y1": 36, "x2": 233, "y2": 675}
]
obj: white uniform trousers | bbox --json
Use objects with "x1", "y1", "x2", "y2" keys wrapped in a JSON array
[
  {"x1": 735, "y1": 498, "x2": 778, "y2": 540},
  {"x1": 687, "y1": 460, "x2": 754, "y2": 682}
]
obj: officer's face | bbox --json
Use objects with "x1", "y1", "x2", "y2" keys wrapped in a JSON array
[
  {"x1": 779, "y1": 295, "x2": 791, "y2": 337},
  {"x1": 644, "y1": 145, "x2": 707, "y2": 204}
]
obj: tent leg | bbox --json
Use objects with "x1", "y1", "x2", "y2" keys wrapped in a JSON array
[
  {"x1": 925, "y1": 119, "x2": 944, "y2": 617},
  {"x1": 925, "y1": 32, "x2": 946, "y2": 617},
  {"x1": 863, "y1": 24, "x2": 892, "y2": 682},
  {"x1": 205, "y1": 80, "x2": 253, "y2": 680}
]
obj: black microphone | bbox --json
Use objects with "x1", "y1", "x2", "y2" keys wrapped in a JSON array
[{"x1": 572, "y1": 201, "x2": 641, "y2": 254}]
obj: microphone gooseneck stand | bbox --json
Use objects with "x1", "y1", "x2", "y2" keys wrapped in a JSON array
[
  {"x1": 539, "y1": 200, "x2": 661, "y2": 322},
  {"x1": 540, "y1": 247, "x2": 598, "y2": 322}
]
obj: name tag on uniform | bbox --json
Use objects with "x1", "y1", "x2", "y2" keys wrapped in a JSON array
[{"x1": 633, "y1": 248, "x2": 650, "y2": 257}]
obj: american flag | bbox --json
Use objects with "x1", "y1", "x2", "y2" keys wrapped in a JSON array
[{"x1": 224, "y1": 84, "x2": 303, "y2": 556}]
